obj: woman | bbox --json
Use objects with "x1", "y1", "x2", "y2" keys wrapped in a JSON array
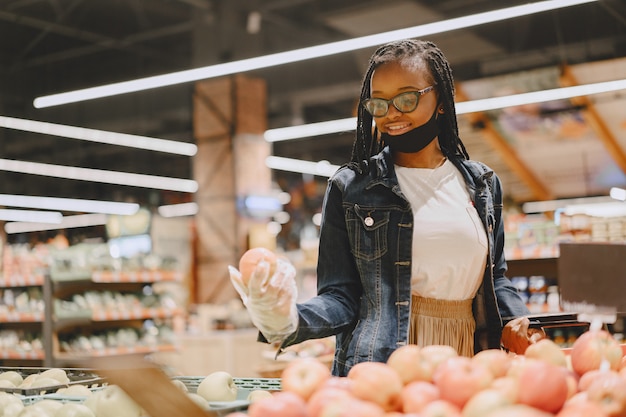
[{"x1": 230, "y1": 39, "x2": 540, "y2": 377}]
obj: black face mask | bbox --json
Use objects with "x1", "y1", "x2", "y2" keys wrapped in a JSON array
[{"x1": 380, "y1": 108, "x2": 439, "y2": 154}]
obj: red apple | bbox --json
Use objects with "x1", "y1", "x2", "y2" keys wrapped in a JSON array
[
  {"x1": 517, "y1": 360, "x2": 569, "y2": 413},
  {"x1": 490, "y1": 376, "x2": 520, "y2": 403},
  {"x1": 307, "y1": 387, "x2": 353, "y2": 417},
  {"x1": 578, "y1": 369, "x2": 619, "y2": 392},
  {"x1": 472, "y1": 348, "x2": 512, "y2": 378},
  {"x1": 420, "y1": 345, "x2": 458, "y2": 381},
  {"x1": 281, "y1": 357, "x2": 332, "y2": 401},
  {"x1": 347, "y1": 361, "x2": 403, "y2": 412},
  {"x1": 247, "y1": 391, "x2": 308, "y2": 417},
  {"x1": 320, "y1": 376, "x2": 354, "y2": 393},
  {"x1": 586, "y1": 371, "x2": 626, "y2": 417},
  {"x1": 433, "y1": 356, "x2": 493, "y2": 409},
  {"x1": 570, "y1": 330, "x2": 623, "y2": 376},
  {"x1": 238, "y1": 247, "x2": 277, "y2": 285},
  {"x1": 400, "y1": 381, "x2": 439, "y2": 413},
  {"x1": 524, "y1": 338, "x2": 568, "y2": 368}
]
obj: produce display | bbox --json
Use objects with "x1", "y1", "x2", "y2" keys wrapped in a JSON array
[
  {"x1": 228, "y1": 329, "x2": 626, "y2": 417},
  {"x1": 1, "y1": 328, "x2": 625, "y2": 416}
]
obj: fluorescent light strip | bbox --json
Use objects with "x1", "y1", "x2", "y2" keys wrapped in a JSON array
[
  {"x1": 264, "y1": 78, "x2": 626, "y2": 141},
  {"x1": 5, "y1": 213, "x2": 107, "y2": 234},
  {"x1": 0, "y1": 194, "x2": 139, "y2": 215},
  {"x1": 610, "y1": 187, "x2": 626, "y2": 201},
  {"x1": 157, "y1": 202, "x2": 199, "y2": 217},
  {"x1": 265, "y1": 156, "x2": 340, "y2": 177},
  {"x1": 33, "y1": 0, "x2": 597, "y2": 108},
  {"x1": 0, "y1": 115, "x2": 197, "y2": 156},
  {"x1": 0, "y1": 209, "x2": 62, "y2": 224},
  {"x1": 0, "y1": 159, "x2": 198, "y2": 193},
  {"x1": 522, "y1": 196, "x2": 616, "y2": 213}
]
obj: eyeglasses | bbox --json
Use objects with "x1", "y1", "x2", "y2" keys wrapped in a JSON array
[{"x1": 362, "y1": 86, "x2": 436, "y2": 117}]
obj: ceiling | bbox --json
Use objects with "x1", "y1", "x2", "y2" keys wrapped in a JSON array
[{"x1": 1, "y1": 0, "x2": 625, "y2": 219}]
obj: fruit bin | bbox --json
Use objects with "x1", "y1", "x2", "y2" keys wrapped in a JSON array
[
  {"x1": 0, "y1": 366, "x2": 106, "y2": 396},
  {"x1": 171, "y1": 376, "x2": 282, "y2": 400}
]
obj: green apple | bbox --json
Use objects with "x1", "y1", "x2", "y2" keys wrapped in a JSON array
[
  {"x1": 0, "y1": 391, "x2": 24, "y2": 416},
  {"x1": 93, "y1": 385, "x2": 142, "y2": 417},
  {"x1": 31, "y1": 399, "x2": 64, "y2": 416},
  {"x1": 52, "y1": 403, "x2": 95, "y2": 417},
  {"x1": 0, "y1": 371, "x2": 23, "y2": 387},
  {"x1": 196, "y1": 371, "x2": 238, "y2": 402},
  {"x1": 56, "y1": 384, "x2": 92, "y2": 396},
  {"x1": 38, "y1": 369, "x2": 69, "y2": 385},
  {"x1": 247, "y1": 389, "x2": 273, "y2": 403}
]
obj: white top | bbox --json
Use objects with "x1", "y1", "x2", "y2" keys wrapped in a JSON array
[{"x1": 395, "y1": 159, "x2": 487, "y2": 300}]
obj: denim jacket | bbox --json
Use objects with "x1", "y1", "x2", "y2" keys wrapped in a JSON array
[{"x1": 279, "y1": 147, "x2": 529, "y2": 376}]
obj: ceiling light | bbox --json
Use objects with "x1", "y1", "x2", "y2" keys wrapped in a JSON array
[
  {"x1": 609, "y1": 187, "x2": 626, "y2": 201},
  {"x1": 0, "y1": 115, "x2": 197, "y2": 156},
  {"x1": 265, "y1": 156, "x2": 340, "y2": 177},
  {"x1": 0, "y1": 209, "x2": 62, "y2": 224},
  {"x1": 33, "y1": 0, "x2": 597, "y2": 108},
  {"x1": 157, "y1": 202, "x2": 199, "y2": 217},
  {"x1": 4, "y1": 213, "x2": 107, "y2": 234},
  {"x1": 0, "y1": 159, "x2": 198, "y2": 193},
  {"x1": 264, "y1": 78, "x2": 626, "y2": 141},
  {"x1": 0, "y1": 194, "x2": 139, "y2": 215}
]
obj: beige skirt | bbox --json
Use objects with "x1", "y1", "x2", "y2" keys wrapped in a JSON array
[{"x1": 409, "y1": 295, "x2": 475, "y2": 357}]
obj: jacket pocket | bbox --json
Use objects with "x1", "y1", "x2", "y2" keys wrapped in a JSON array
[{"x1": 345, "y1": 204, "x2": 389, "y2": 261}]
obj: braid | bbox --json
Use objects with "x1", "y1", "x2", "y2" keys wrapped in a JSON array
[{"x1": 350, "y1": 39, "x2": 469, "y2": 171}]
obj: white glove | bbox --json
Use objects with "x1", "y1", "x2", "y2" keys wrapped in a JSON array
[{"x1": 229, "y1": 257, "x2": 298, "y2": 343}]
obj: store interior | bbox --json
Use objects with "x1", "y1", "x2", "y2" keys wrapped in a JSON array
[{"x1": 1, "y1": 0, "x2": 626, "y2": 382}]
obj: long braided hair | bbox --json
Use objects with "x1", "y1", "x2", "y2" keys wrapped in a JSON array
[{"x1": 350, "y1": 39, "x2": 470, "y2": 172}]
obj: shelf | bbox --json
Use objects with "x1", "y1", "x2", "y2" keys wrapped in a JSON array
[
  {"x1": 91, "y1": 270, "x2": 183, "y2": 283},
  {"x1": 0, "y1": 349, "x2": 44, "y2": 360},
  {"x1": 506, "y1": 257, "x2": 558, "y2": 278},
  {"x1": 56, "y1": 344, "x2": 178, "y2": 359},
  {"x1": 90, "y1": 307, "x2": 184, "y2": 321},
  {"x1": 0, "y1": 274, "x2": 45, "y2": 287},
  {"x1": 0, "y1": 311, "x2": 44, "y2": 323}
]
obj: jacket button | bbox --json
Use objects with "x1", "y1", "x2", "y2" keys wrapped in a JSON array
[{"x1": 364, "y1": 216, "x2": 374, "y2": 226}]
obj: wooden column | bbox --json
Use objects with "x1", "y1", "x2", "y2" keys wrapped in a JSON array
[{"x1": 192, "y1": 75, "x2": 270, "y2": 304}]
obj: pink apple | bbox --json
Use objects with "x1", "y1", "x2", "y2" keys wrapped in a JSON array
[
  {"x1": 281, "y1": 357, "x2": 332, "y2": 401},
  {"x1": 420, "y1": 345, "x2": 458, "y2": 381},
  {"x1": 556, "y1": 399, "x2": 609, "y2": 417},
  {"x1": 570, "y1": 330, "x2": 623, "y2": 376},
  {"x1": 586, "y1": 371, "x2": 626, "y2": 417},
  {"x1": 307, "y1": 387, "x2": 353, "y2": 417},
  {"x1": 472, "y1": 348, "x2": 513, "y2": 378},
  {"x1": 347, "y1": 361, "x2": 403, "y2": 412},
  {"x1": 387, "y1": 344, "x2": 432, "y2": 385},
  {"x1": 420, "y1": 399, "x2": 462, "y2": 417},
  {"x1": 318, "y1": 396, "x2": 386, "y2": 417},
  {"x1": 462, "y1": 388, "x2": 512, "y2": 417},
  {"x1": 524, "y1": 338, "x2": 568, "y2": 368},
  {"x1": 517, "y1": 360, "x2": 569, "y2": 413},
  {"x1": 490, "y1": 376, "x2": 520, "y2": 402},
  {"x1": 433, "y1": 356, "x2": 493, "y2": 409},
  {"x1": 400, "y1": 381, "x2": 439, "y2": 413},
  {"x1": 483, "y1": 404, "x2": 554, "y2": 417},
  {"x1": 247, "y1": 391, "x2": 308, "y2": 417}
]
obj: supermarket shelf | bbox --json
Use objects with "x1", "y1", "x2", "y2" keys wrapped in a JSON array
[
  {"x1": 91, "y1": 270, "x2": 183, "y2": 283},
  {"x1": 0, "y1": 349, "x2": 45, "y2": 360},
  {"x1": 0, "y1": 274, "x2": 45, "y2": 287},
  {"x1": 0, "y1": 311, "x2": 44, "y2": 323}
]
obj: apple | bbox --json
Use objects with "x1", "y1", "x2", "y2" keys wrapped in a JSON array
[
  {"x1": 0, "y1": 391, "x2": 25, "y2": 416},
  {"x1": 30, "y1": 377, "x2": 65, "y2": 390},
  {"x1": 56, "y1": 384, "x2": 92, "y2": 396},
  {"x1": 570, "y1": 330, "x2": 623, "y2": 376},
  {"x1": 524, "y1": 339, "x2": 568, "y2": 368},
  {"x1": 170, "y1": 379, "x2": 188, "y2": 392},
  {"x1": 281, "y1": 357, "x2": 332, "y2": 400},
  {"x1": 53, "y1": 403, "x2": 95, "y2": 417},
  {"x1": 386, "y1": 344, "x2": 428, "y2": 385},
  {"x1": 471, "y1": 348, "x2": 512, "y2": 378},
  {"x1": 318, "y1": 396, "x2": 386, "y2": 417},
  {"x1": 577, "y1": 369, "x2": 617, "y2": 392},
  {"x1": 0, "y1": 380, "x2": 15, "y2": 388},
  {"x1": 433, "y1": 356, "x2": 493, "y2": 409},
  {"x1": 247, "y1": 389, "x2": 274, "y2": 403},
  {"x1": 462, "y1": 388, "x2": 512, "y2": 417},
  {"x1": 556, "y1": 399, "x2": 609, "y2": 417},
  {"x1": 186, "y1": 393, "x2": 210, "y2": 410},
  {"x1": 400, "y1": 381, "x2": 439, "y2": 413},
  {"x1": 12, "y1": 406, "x2": 49, "y2": 417},
  {"x1": 483, "y1": 404, "x2": 554, "y2": 417},
  {"x1": 420, "y1": 345, "x2": 459, "y2": 380},
  {"x1": 239, "y1": 247, "x2": 277, "y2": 285},
  {"x1": 0, "y1": 371, "x2": 24, "y2": 387},
  {"x1": 516, "y1": 360, "x2": 569, "y2": 413},
  {"x1": 94, "y1": 384, "x2": 143, "y2": 417},
  {"x1": 248, "y1": 391, "x2": 308, "y2": 417},
  {"x1": 31, "y1": 399, "x2": 64, "y2": 416},
  {"x1": 307, "y1": 387, "x2": 354, "y2": 417},
  {"x1": 347, "y1": 361, "x2": 403, "y2": 412},
  {"x1": 39, "y1": 369, "x2": 70, "y2": 385},
  {"x1": 490, "y1": 377, "x2": 520, "y2": 403},
  {"x1": 196, "y1": 371, "x2": 238, "y2": 402},
  {"x1": 20, "y1": 373, "x2": 42, "y2": 388},
  {"x1": 586, "y1": 371, "x2": 626, "y2": 417},
  {"x1": 420, "y1": 400, "x2": 462, "y2": 417},
  {"x1": 319, "y1": 376, "x2": 354, "y2": 393}
]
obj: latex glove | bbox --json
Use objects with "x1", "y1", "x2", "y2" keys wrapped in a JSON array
[
  {"x1": 229, "y1": 257, "x2": 298, "y2": 343},
  {"x1": 501, "y1": 316, "x2": 546, "y2": 354}
]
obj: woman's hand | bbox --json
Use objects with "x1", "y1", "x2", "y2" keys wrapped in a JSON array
[{"x1": 501, "y1": 316, "x2": 545, "y2": 354}]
